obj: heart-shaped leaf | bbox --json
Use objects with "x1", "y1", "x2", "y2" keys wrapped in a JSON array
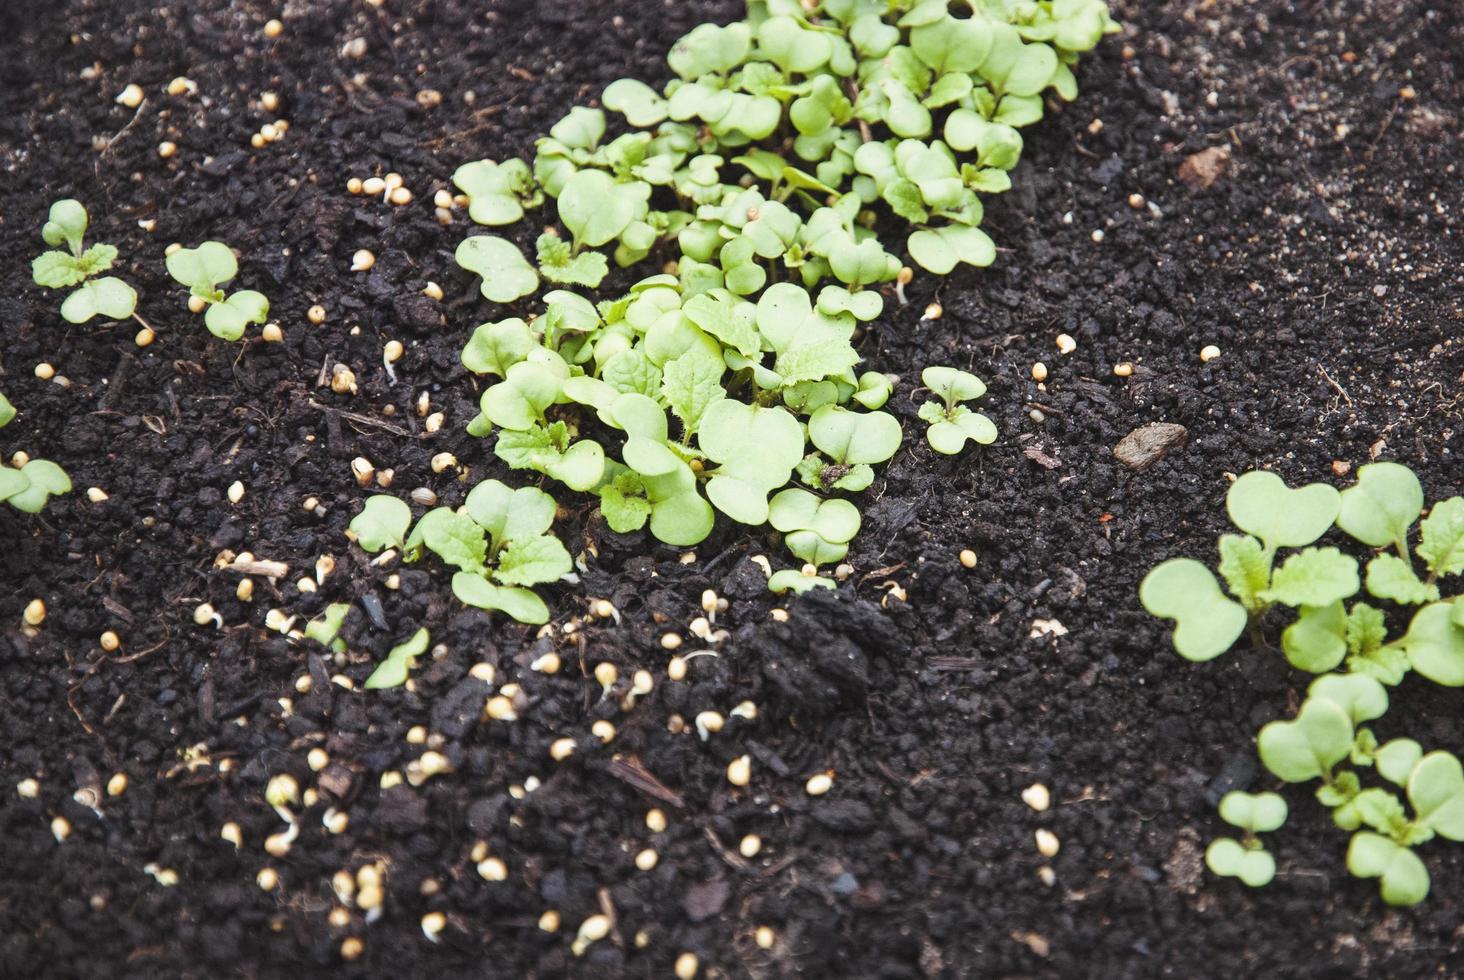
[
  {"x1": 1408, "y1": 751, "x2": 1464, "y2": 841},
  {"x1": 165, "y1": 241, "x2": 238, "y2": 293},
  {"x1": 808, "y1": 405, "x2": 902, "y2": 466},
  {"x1": 907, "y1": 225, "x2": 996, "y2": 275},
  {"x1": 602, "y1": 78, "x2": 669, "y2": 127},
  {"x1": 204, "y1": 289, "x2": 269, "y2": 341},
  {"x1": 365, "y1": 628, "x2": 430, "y2": 691},
  {"x1": 1337, "y1": 461, "x2": 1423, "y2": 550},
  {"x1": 1403, "y1": 601, "x2": 1464, "y2": 686},
  {"x1": 1281, "y1": 600, "x2": 1347, "y2": 673},
  {"x1": 1257, "y1": 697, "x2": 1354, "y2": 783},
  {"x1": 349, "y1": 495, "x2": 412, "y2": 553},
  {"x1": 5, "y1": 460, "x2": 71, "y2": 513},
  {"x1": 1217, "y1": 791, "x2": 1288, "y2": 834},
  {"x1": 464, "y1": 480, "x2": 557, "y2": 553},
  {"x1": 1204, "y1": 837, "x2": 1276, "y2": 887},
  {"x1": 1307, "y1": 673, "x2": 1388, "y2": 725},
  {"x1": 1346, "y1": 831, "x2": 1429, "y2": 906},
  {"x1": 1139, "y1": 558, "x2": 1248, "y2": 662},
  {"x1": 462, "y1": 318, "x2": 536, "y2": 378},
  {"x1": 451, "y1": 572, "x2": 549, "y2": 625},
  {"x1": 769, "y1": 569, "x2": 836, "y2": 595},
  {"x1": 1226, "y1": 470, "x2": 1341, "y2": 552},
  {"x1": 1376, "y1": 739, "x2": 1424, "y2": 786},
  {"x1": 455, "y1": 235, "x2": 539, "y2": 303},
  {"x1": 60, "y1": 277, "x2": 137, "y2": 324}
]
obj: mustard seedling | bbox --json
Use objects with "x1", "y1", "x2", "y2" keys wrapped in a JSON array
[
  {"x1": 918, "y1": 366, "x2": 996, "y2": 454},
  {"x1": 1205, "y1": 791, "x2": 1287, "y2": 887},
  {"x1": 1142, "y1": 462, "x2": 1464, "y2": 904},
  {"x1": 31, "y1": 199, "x2": 138, "y2": 324},
  {"x1": 165, "y1": 241, "x2": 270, "y2": 340}
]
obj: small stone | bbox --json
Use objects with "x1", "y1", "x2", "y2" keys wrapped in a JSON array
[
  {"x1": 1113, "y1": 423, "x2": 1188, "y2": 471},
  {"x1": 1178, "y1": 146, "x2": 1231, "y2": 189}
]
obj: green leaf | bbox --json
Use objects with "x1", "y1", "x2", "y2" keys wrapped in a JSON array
[
  {"x1": 1216, "y1": 534, "x2": 1271, "y2": 611},
  {"x1": 1204, "y1": 837, "x2": 1275, "y2": 888},
  {"x1": 756, "y1": 16, "x2": 831, "y2": 74},
  {"x1": 455, "y1": 235, "x2": 540, "y2": 303},
  {"x1": 479, "y1": 361, "x2": 563, "y2": 430},
  {"x1": 348, "y1": 495, "x2": 412, "y2": 553},
  {"x1": 808, "y1": 405, "x2": 902, "y2": 466},
  {"x1": 548, "y1": 106, "x2": 606, "y2": 150},
  {"x1": 922, "y1": 366, "x2": 986, "y2": 403},
  {"x1": 600, "y1": 472, "x2": 652, "y2": 533},
  {"x1": 1308, "y1": 673, "x2": 1389, "y2": 726},
  {"x1": 5, "y1": 460, "x2": 71, "y2": 513},
  {"x1": 462, "y1": 318, "x2": 536, "y2": 377},
  {"x1": 603, "y1": 78, "x2": 669, "y2": 127},
  {"x1": 1226, "y1": 471, "x2": 1341, "y2": 552},
  {"x1": 1281, "y1": 601, "x2": 1348, "y2": 673},
  {"x1": 661, "y1": 349, "x2": 725, "y2": 438},
  {"x1": 1347, "y1": 601, "x2": 1408, "y2": 685},
  {"x1": 1365, "y1": 553, "x2": 1439, "y2": 605},
  {"x1": 305, "y1": 603, "x2": 349, "y2": 652},
  {"x1": 464, "y1": 480, "x2": 557, "y2": 552},
  {"x1": 60, "y1": 277, "x2": 137, "y2": 323},
  {"x1": 852, "y1": 371, "x2": 893, "y2": 410},
  {"x1": 1261, "y1": 547, "x2": 1359, "y2": 608},
  {"x1": 1218, "y1": 791, "x2": 1288, "y2": 834},
  {"x1": 365, "y1": 627, "x2": 430, "y2": 690},
  {"x1": 925, "y1": 406, "x2": 997, "y2": 454},
  {"x1": 0, "y1": 466, "x2": 30, "y2": 507},
  {"x1": 422, "y1": 511, "x2": 488, "y2": 573},
  {"x1": 1257, "y1": 697, "x2": 1354, "y2": 783},
  {"x1": 165, "y1": 241, "x2": 238, "y2": 293},
  {"x1": 1376, "y1": 739, "x2": 1423, "y2": 786},
  {"x1": 538, "y1": 234, "x2": 609, "y2": 287},
  {"x1": 1346, "y1": 832, "x2": 1429, "y2": 906},
  {"x1": 602, "y1": 348, "x2": 663, "y2": 397},
  {"x1": 1404, "y1": 601, "x2": 1464, "y2": 686},
  {"x1": 1419, "y1": 498, "x2": 1464, "y2": 577},
  {"x1": 698, "y1": 401, "x2": 805, "y2": 525},
  {"x1": 910, "y1": 15, "x2": 993, "y2": 73},
  {"x1": 1139, "y1": 558, "x2": 1249, "y2": 662},
  {"x1": 1407, "y1": 751, "x2": 1464, "y2": 841},
  {"x1": 774, "y1": 337, "x2": 861, "y2": 385},
  {"x1": 668, "y1": 21, "x2": 752, "y2": 79},
  {"x1": 451, "y1": 572, "x2": 550, "y2": 625},
  {"x1": 559, "y1": 170, "x2": 643, "y2": 249},
  {"x1": 0, "y1": 392, "x2": 15, "y2": 429},
  {"x1": 32, "y1": 251, "x2": 87, "y2": 288},
  {"x1": 1336, "y1": 461, "x2": 1423, "y2": 550},
  {"x1": 683, "y1": 291, "x2": 761, "y2": 358},
  {"x1": 769, "y1": 569, "x2": 836, "y2": 595},
  {"x1": 453, "y1": 158, "x2": 540, "y2": 226},
  {"x1": 204, "y1": 290, "x2": 269, "y2": 341},
  {"x1": 495, "y1": 534, "x2": 572, "y2": 587},
  {"x1": 42, "y1": 199, "x2": 88, "y2": 251}
]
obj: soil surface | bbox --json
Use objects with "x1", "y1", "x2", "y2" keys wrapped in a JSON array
[{"x1": 2, "y1": 0, "x2": 1462, "y2": 977}]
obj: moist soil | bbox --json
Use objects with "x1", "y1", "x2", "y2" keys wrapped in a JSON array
[{"x1": 2, "y1": 0, "x2": 1461, "y2": 977}]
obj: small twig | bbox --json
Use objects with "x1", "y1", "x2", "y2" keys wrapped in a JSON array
[
  {"x1": 1316, "y1": 363, "x2": 1353, "y2": 407},
  {"x1": 307, "y1": 399, "x2": 414, "y2": 437},
  {"x1": 603, "y1": 755, "x2": 685, "y2": 808}
]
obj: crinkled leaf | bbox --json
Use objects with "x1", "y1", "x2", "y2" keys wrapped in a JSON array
[
  {"x1": 1261, "y1": 547, "x2": 1359, "y2": 608},
  {"x1": 1217, "y1": 533, "x2": 1270, "y2": 611},
  {"x1": 538, "y1": 233, "x2": 609, "y2": 287},
  {"x1": 422, "y1": 510, "x2": 488, "y2": 573},
  {"x1": 1139, "y1": 558, "x2": 1249, "y2": 662},
  {"x1": 495, "y1": 534, "x2": 572, "y2": 587},
  {"x1": 602, "y1": 348, "x2": 663, "y2": 397},
  {"x1": 1419, "y1": 497, "x2": 1464, "y2": 577},
  {"x1": 600, "y1": 472, "x2": 652, "y2": 533},
  {"x1": 1366, "y1": 553, "x2": 1439, "y2": 605},
  {"x1": 32, "y1": 251, "x2": 87, "y2": 288},
  {"x1": 661, "y1": 348, "x2": 725, "y2": 438}
]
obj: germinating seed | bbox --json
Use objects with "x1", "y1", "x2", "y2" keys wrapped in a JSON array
[
  {"x1": 116, "y1": 83, "x2": 144, "y2": 108},
  {"x1": 1035, "y1": 828, "x2": 1061, "y2": 857},
  {"x1": 17, "y1": 778, "x2": 40, "y2": 799},
  {"x1": 549, "y1": 738, "x2": 575, "y2": 762},
  {"x1": 726, "y1": 755, "x2": 751, "y2": 787},
  {"x1": 1056, "y1": 333, "x2": 1077, "y2": 354},
  {"x1": 1022, "y1": 783, "x2": 1051, "y2": 812},
  {"x1": 572, "y1": 914, "x2": 610, "y2": 955},
  {"x1": 1200, "y1": 344, "x2": 1222, "y2": 362},
  {"x1": 23, "y1": 599, "x2": 46, "y2": 626},
  {"x1": 351, "y1": 249, "x2": 375, "y2": 272}
]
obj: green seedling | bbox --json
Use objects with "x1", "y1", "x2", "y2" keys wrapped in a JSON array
[
  {"x1": 0, "y1": 459, "x2": 72, "y2": 514},
  {"x1": 769, "y1": 567, "x2": 836, "y2": 595},
  {"x1": 165, "y1": 241, "x2": 270, "y2": 340},
  {"x1": 305, "y1": 603, "x2": 349, "y2": 653},
  {"x1": 31, "y1": 199, "x2": 138, "y2": 324},
  {"x1": 1205, "y1": 791, "x2": 1287, "y2": 887},
  {"x1": 769, "y1": 488, "x2": 861, "y2": 566},
  {"x1": 453, "y1": 158, "x2": 542, "y2": 226},
  {"x1": 348, "y1": 495, "x2": 412, "y2": 553},
  {"x1": 365, "y1": 628, "x2": 429, "y2": 690},
  {"x1": 801, "y1": 405, "x2": 902, "y2": 492},
  {"x1": 0, "y1": 393, "x2": 15, "y2": 430},
  {"x1": 1147, "y1": 463, "x2": 1464, "y2": 904},
  {"x1": 919, "y1": 366, "x2": 996, "y2": 454}
]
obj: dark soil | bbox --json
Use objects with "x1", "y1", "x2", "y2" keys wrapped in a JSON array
[{"x1": 2, "y1": 0, "x2": 1462, "y2": 977}]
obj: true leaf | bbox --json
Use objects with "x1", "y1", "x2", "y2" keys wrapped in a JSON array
[
  {"x1": 495, "y1": 534, "x2": 572, "y2": 587},
  {"x1": 1217, "y1": 534, "x2": 1271, "y2": 611},
  {"x1": 422, "y1": 511, "x2": 488, "y2": 573},
  {"x1": 1365, "y1": 553, "x2": 1439, "y2": 605},
  {"x1": 464, "y1": 480, "x2": 557, "y2": 552},
  {"x1": 661, "y1": 349, "x2": 725, "y2": 438},
  {"x1": 1261, "y1": 547, "x2": 1359, "y2": 608},
  {"x1": 1418, "y1": 498, "x2": 1464, "y2": 577}
]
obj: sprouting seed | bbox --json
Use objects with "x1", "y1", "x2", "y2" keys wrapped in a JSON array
[
  {"x1": 895, "y1": 265, "x2": 913, "y2": 305},
  {"x1": 591, "y1": 720, "x2": 616, "y2": 743},
  {"x1": 571, "y1": 914, "x2": 611, "y2": 956},
  {"x1": 1056, "y1": 334, "x2": 1077, "y2": 354},
  {"x1": 23, "y1": 599, "x2": 46, "y2": 626},
  {"x1": 421, "y1": 912, "x2": 446, "y2": 943},
  {"x1": 351, "y1": 249, "x2": 375, "y2": 272},
  {"x1": 695, "y1": 711, "x2": 724, "y2": 741},
  {"x1": 221, "y1": 822, "x2": 243, "y2": 848},
  {"x1": 351, "y1": 457, "x2": 375, "y2": 487},
  {"x1": 1200, "y1": 344, "x2": 1221, "y2": 362},
  {"x1": 1035, "y1": 828, "x2": 1061, "y2": 857},
  {"x1": 194, "y1": 602, "x2": 223, "y2": 628},
  {"x1": 726, "y1": 755, "x2": 751, "y2": 787},
  {"x1": 594, "y1": 661, "x2": 618, "y2": 696},
  {"x1": 921, "y1": 302, "x2": 942, "y2": 321},
  {"x1": 549, "y1": 738, "x2": 575, "y2": 762},
  {"x1": 116, "y1": 84, "x2": 144, "y2": 108},
  {"x1": 135, "y1": 326, "x2": 155, "y2": 347}
]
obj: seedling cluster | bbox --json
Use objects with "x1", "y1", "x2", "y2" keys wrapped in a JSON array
[
  {"x1": 1142, "y1": 463, "x2": 1464, "y2": 904},
  {"x1": 442, "y1": 0, "x2": 1116, "y2": 587}
]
